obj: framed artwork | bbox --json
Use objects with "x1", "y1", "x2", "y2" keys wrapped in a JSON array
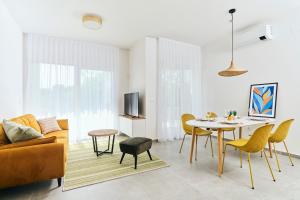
[{"x1": 248, "y1": 82, "x2": 278, "y2": 118}]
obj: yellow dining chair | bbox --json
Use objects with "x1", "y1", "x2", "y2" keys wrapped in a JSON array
[
  {"x1": 268, "y1": 119, "x2": 294, "y2": 172},
  {"x1": 204, "y1": 112, "x2": 236, "y2": 149},
  {"x1": 180, "y1": 113, "x2": 214, "y2": 160},
  {"x1": 222, "y1": 124, "x2": 276, "y2": 189}
]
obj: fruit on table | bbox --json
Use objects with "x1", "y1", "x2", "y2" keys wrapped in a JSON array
[{"x1": 227, "y1": 115, "x2": 234, "y2": 121}]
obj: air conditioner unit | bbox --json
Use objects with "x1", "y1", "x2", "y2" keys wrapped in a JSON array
[{"x1": 236, "y1": 24, "x2": 273, "y2": 48}]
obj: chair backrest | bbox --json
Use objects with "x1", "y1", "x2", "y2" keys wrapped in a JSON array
[
  {"x1": 241, "y1": 124, "x2": 275, "y2": 153},
  {"x1": 181, "y1": 113, "x2": 196, "y2": 134},
  {"x1": 269, "y1": 119, "x2": 294, "y2": 143}
]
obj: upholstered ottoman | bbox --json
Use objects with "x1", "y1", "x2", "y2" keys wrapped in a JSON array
[{"x1": 119, "y1": 137, "x2": 153, "y2": 169}]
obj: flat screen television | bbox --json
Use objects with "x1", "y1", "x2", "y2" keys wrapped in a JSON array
[{"x1": 124, "y1": 92, "x2": 139, "y2": 117}]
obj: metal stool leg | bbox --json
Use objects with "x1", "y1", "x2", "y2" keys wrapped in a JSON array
[
  {"x1": 134, "y1": 154, "x2": 138, "y2": 169},
  {"x1": 120, "y1": 153, "x2": 125, "y2": 164},
  {"x1": 147, "y1": 150, "x2": 153, "y2": 160}
]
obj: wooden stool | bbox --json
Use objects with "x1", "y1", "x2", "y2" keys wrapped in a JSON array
[{"x1": 88, "y1": 129, "x2": 117, "y2": 156}]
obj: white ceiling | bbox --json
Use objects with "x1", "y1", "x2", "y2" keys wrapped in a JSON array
[{"x1": 3, "y1": 0, "x2": 300, "y2": 49}]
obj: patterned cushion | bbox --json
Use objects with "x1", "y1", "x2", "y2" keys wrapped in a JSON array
[
  {"x1": 3, "y1": 119, "x2": 43, "y2": 143},
  {"x1": 38, "y1": 117, "x2": 62, "y2": 134}
]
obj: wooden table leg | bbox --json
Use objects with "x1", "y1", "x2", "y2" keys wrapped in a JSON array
[
  {"x1": 189, "y1": 126, "x2": 197, "y2": 163},
  {"x1": 239, "y1": 127, "x2": 242, "y2": 139},
  {"x1": 217, "y1": 128, "x2": 223, "y2": 177}
]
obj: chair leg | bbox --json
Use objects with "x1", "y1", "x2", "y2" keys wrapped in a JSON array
[
  {"x1": 263, "y1": 150, "x2": 276, "y2": 182},
  {"x1": 240, "y1": 150, "x2": 242, "y2": 168},
  {"x1": 204, "y1": 135, "x2": 209, "y2": 148},
  {"x1": 57, "y1": 177, "x2": 62, "y2": 187},
  {"x1": 283, "y1": 141, "x2": 294, "y2": 166},
  {"x1": 273, "y1": 143, "x2": 281, "y2": 172},
  {"x1": 120, "y1": 153, "x2": 126, "y2": 164},
  {"x1": 260, "y1": 151, "x2": 263, "y2": 158},
  {"x1": 268, "y1": 141, "x2": 273, "y2": 158},
  {"x1": 195, "y1": 135, "x2": 198, "y2": 161},
  {"x1": 147, "y1": 150, "x2": 153, "y2": 160},
  {"x1": 233, "y1": 130, "x2": 237, "y2": 151},
  {"x1": 209, "y1": 135, "x2": 214, "y2": 158},
  {"x1": 179, "y1": 134, "x2": 186, "y2": 153},
  {"x1": 247, "y1": 153, "x2": 255, "y2": 189},
  {"x1": 222, "y1": 144, "x2": 227, "y2": 173}
]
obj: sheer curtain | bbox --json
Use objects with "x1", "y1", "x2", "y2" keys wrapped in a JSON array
[
  {"x1": 156, "y1": 38, "x2": 201, "y2": 141},
  {"x1": 24, "y1": 34, "x2": 119, "y2": 143}
]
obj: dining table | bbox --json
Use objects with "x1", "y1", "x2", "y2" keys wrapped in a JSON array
[{"x1": 186, "y1": 117, "x2": 275, "y2": 177}]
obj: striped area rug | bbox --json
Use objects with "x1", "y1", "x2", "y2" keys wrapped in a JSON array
[{"x1": 63, "y1": 137, "x2": 169, "y2": 191}]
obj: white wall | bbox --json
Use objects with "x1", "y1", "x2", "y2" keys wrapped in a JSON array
[
  {"x1": 0, "y1": 1, "x2": 23, "y2": 119},
  {"x1": 202, "y1": 15, "x2": 300, "y2": 155},
  {"x1": 129, "y1": 40, "x2": 146, "y2": 116}
]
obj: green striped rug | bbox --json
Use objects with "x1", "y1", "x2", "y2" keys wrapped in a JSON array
[{"x1": 63, "y1": 138, "x2": 169, "y2": 191}]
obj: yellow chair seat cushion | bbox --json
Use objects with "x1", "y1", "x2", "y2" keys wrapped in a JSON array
[
  {"x1": 226, "y1": 138, "x2": 248, "y2": 147},
  {"x1": 211, "y1": 128, "x2": 235, "y2": 132},
  {"x1": 186, "y1": 128, "x2": 212, "y2": 136},
  {"x1": 222, "y1": 128, "x2": 235, "y2": 131}
]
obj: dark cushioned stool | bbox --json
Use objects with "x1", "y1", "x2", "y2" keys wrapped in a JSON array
[{"x1": 119, "y1": 137, "x2": 153, "y2": 169}]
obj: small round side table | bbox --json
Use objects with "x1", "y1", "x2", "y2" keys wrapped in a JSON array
[{"x1": 88, "y1": 129, "x2": 118, "y2": 156}]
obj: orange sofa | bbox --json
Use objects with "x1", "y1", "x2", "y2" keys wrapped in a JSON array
[{"x1": 0, "y1": 114, "x2": 69, "y2": 189}]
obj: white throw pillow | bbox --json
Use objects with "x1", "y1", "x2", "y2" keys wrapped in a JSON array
[
  {"x1": 38, "y1": 117, "x2": 62, "y2": 134},
  {"x1": 3, "y1": 119, "x2": 42, "y2": 143}
]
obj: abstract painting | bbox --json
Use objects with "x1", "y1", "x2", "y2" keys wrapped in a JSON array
[{"x1": 248, "y1": 83, "x2": 278, "y2": 118}]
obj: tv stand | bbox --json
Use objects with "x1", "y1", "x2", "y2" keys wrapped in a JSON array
[{"x1": 119, "y1": 115, "x2": 146, "y2": 137}]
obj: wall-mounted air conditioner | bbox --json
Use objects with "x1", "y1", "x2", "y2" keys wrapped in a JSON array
[{"x1": 236, "y1": 24, "x2": 273, "y2": 48}]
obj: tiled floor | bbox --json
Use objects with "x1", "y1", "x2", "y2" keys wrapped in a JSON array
[{"x1": 1, "y1": 137, "x2": 300, "y2": 200}]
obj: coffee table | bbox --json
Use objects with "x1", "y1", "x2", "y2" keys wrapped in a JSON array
[{"x1": 88, "y1": 129, "x2": 118, "y2": 156}]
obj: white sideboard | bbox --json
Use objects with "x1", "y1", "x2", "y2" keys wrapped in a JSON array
[{"x1": 119, "y1": 115, "x2": 146, "y2": 137}]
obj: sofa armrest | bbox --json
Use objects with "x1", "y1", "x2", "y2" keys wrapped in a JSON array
[
  {"x1": 0, "y1": 143, "x2": 64, "y2": 189},
  {"x1": 57, "y1": 119, "x2": 69, "y2": 130}
]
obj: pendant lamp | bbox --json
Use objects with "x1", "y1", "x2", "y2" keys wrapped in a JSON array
[{"x1": 218, "y1": 9, "x2": 248, "y2": 77}]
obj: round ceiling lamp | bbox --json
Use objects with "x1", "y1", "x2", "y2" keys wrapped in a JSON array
[
  {"x1": 82, "y1": 14, "x2": 102, "y2": 30},
  {"x1": 218, "y1": 9, "x2": 248, "y2": 77}
]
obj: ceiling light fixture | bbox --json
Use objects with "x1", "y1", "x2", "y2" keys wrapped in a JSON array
[
  {"x1": 218, "y1": 8, "x2": 248, "y2": 77},
  {"x1": 82, "y1": 14, "x2": 102, "y2": 30}
]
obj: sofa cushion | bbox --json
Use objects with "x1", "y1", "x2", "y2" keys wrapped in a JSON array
[
  {"x1": 38, "y1": 117, "x2": 62, "y2": 134},
  {"x1": 0, "y1": 136, "x2": 56, "y2": 150},
  {"x1": 3, "y1": 119, "x2": 43, "y2": 143},
  {"x1": 43, "y1": 130, "x2": 68, "y2": 139},
  {"x1": 10, "y1": 114, "x2": 42, "y2": 133},
  {"x1": 44, "y1": 130, "x2": 68, "y2": 161}
]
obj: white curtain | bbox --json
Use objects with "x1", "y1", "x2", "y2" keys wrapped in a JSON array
[
  {"x1": 157, "y1": 38, "x2": 201, "y2": 141},
  {"x1": 24, "y1": 34, "x2": 119, "y2": 143}
]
